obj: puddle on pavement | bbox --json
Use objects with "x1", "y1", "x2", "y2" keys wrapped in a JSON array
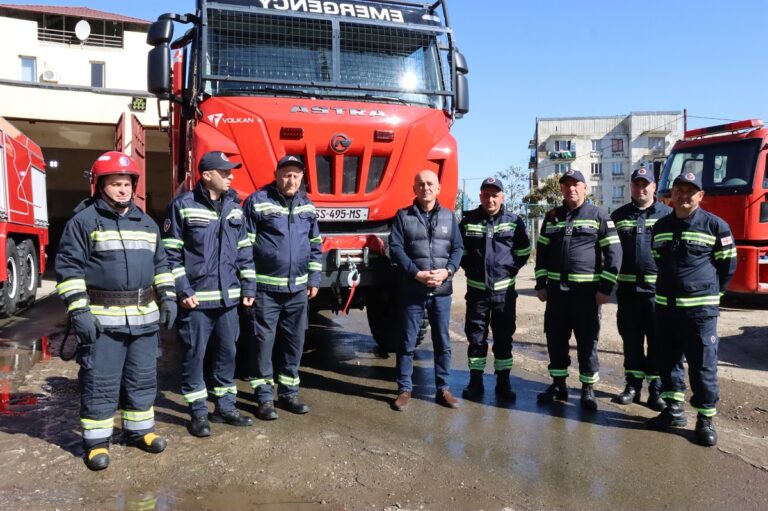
[
  {"x1": 0, "y1": 336, "x2": 51, "y2": 415},
  {"x1": 113, "y1": 488, "x2": 322, "y2": 510}
]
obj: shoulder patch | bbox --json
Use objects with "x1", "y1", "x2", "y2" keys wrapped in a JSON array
[
  {"x1": 606, "y1": 220, "x2": 615, "y2": 228},
  {"x1": 720, "y1": 235, "x2": 733, "y2": 245}
]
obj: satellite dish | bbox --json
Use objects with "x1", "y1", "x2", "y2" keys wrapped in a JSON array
[{"x1": 74, "y1": 20, "x2": 91, "y2": 41}]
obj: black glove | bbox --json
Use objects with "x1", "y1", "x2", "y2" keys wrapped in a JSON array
[
  {"x1": 159, "y1": 300, "x2": 178, "y2": 329},
  {"x1": 70, "y1": 310, "x2": 103, "y2": 346}
]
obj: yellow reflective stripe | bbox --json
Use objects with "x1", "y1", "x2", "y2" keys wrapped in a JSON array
[
  {"x1": 228, "y1": 288, "x2": 241, "y2": 299},
  {"x1": 535, "y1": 269, "x2": 548, "y2": 278},
  {"x1": 247, "y1": 233, "x2": 257, "y2": 243},
  {"x1": 226, "y1": 210, "x2": 243, "y2": 220},
  {"x1": 153, "y1": 273, "x2": 174, "y2": 286},
  {"x1": 644, "y1": 274, "x2": 657, "y2": 283},
  {"x1": 615, "y1": 220, "x2": 637, "y2": 229},
  {"x1": 183, "y1": 389, "x2": 208, "y2": 403},
  {"x1": 676, "y1": 295, "x2": 720, "y2": 307},
  {"x1": 572, "y1": 219, "x2": 600, "y2": 229},
  {"x1": 579, "y1": 373, "x2": 600, "y2": 384},
  {"x1": 179, "y1": 208, "x2": 218, "y2": 220},
  {"x1": 599, "y1": 235, "x2": 620, "y2": 247},
  {"x1": 600, "y1": 271, "x2": 617, "y2": 283},
  {"x1": 695, "y1": 407, "x2": 717, "y2": 417},
  {"x1": 162, "y1": 238, "x2": 184, "y2": 249},
  {"x1": 240, "y1": 269, "x2": 257, "y2": 279},
  {"x1": 81, "y1": 417, "x2": 114, "y2": 430},
  {"x1": 466, "y1": 278, "x2": 486, "y2": 290},
  {"x1": 538, "y1": 235, "x2": 550, "y2": 246},
  {"x1": 90, "y1": 230, "x2": 157, "y2": 242},
  {"x1": 661, "y1": 391, "x2": 685, "y2": 402},
  {"x1": 195, "y1": 291, "x2": 222, "y2": 301},
  {"x1": 714, "y1": 248, "x2": 737, "y2": 260},
  {"x1": 212, "y1": 386, "x2": 238, "y2": 397},
  {"x1": 309, "y1": 236, "x2": 322, "y2": 244},
  {"x1": 493, "y1": 278, "x2": 514, "y2": 291},
  {"x1": 494, "y1": 222, "x2": 515, "y2": 233},
  {"x1": 617, "y1": 273, "x2": 636, "y2": 282},
  {"x1": 171, "y1": 267, "x2": 186, "y2": 279},
  {"x1": 121, "y1": 407, "x2": 154, "y2": 422},
  {"x1": 654, "y1": 233, "x2": 674, "y2": 242},
  {"x1": 494, "y1": 358, "x2": 513, "y2": 371},
  {"x1": 295, "y1": 274, "x2": 308, "y2": 285},
  {"x1": 249, "y1": 378, "x2": 274, "y2": 388},
  {"x1": 56, "y1": 278, "x2": 87, "y2": 295},
  {"x1": 514, "y1": 246, "x2": 532, "y2": 256},
  {"x1": 277, "y1": 374, "x2": 300, "y2": 386},
  {"x1": 257, "y1": 274, "x2": 289, "y2": 286},
  {"x1": 237, "y1": 239, "x2": 252, "y2": 249},
  {"x1": 294, "y1": 204, "x2": 316, "y2": 214},
  {"x1": 468, "y1": 357, "x2": 486, "y2": 370},
  {"x1": 253, "y1": 203, "x2": 289, "y2": 214},
  {"x1": 90, "y1": 303, "x2": 159, "y2": 316},
  {"x1": 308, "y1": 262, "x2": 322, "y2": 271},
  {"x1": 680, "y1": 232, "x2": 716, "y2": 245},
  {"x1": 67, "y1": 298, "x2": 89, "y2": 312}
]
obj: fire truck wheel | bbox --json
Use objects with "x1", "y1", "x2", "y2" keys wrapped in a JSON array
[
  {"x1": 366, "y1": 294, "x2": 398, "y2": 353},
  {"x1": 17, "y1": 239, "x2": 38, "y2": 308},
  {"x1": 0, "y1": 238, "x2": 20, "y2": 318}
]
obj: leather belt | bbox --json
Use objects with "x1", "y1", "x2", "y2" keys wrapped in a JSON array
[{"x1": 87, "y1": 287, "x2": 155, "y2": 307}]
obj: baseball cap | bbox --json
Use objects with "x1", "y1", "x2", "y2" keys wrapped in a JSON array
[
  {"x1": 198, "y1": 151, "x2": 242, "y2": 173},
  {"x1": 673, "y1": 171, "x2": 703, "y2": 190},
  {"x1": 631, "y1": 167, "x2": 654, "y2": 183},
  {"x1": 276, "y1": 155, "x2": 306, "y2": 172},
  {"x1": 480, "y1": 176, "x2": 504, "y2": 191},
  {"x1": 559, "y1": 168, "x2": 586, "y2": 184}
]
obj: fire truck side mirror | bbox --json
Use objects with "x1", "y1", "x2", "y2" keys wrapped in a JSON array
[
  {"x1": 454, "y1": 74, "x2": 469, "y2": 116},
  {"x1": 148, "y1": 45, "x2": 171, "y2": 98},
  {"x1": 453, "y1": 50, "x2": 469, "y2": 75},
  {"x1": 147, "y1": 18, "x2": 174, "y2": 45}
]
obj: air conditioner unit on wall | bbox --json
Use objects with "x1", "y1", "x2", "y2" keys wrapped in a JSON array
[{"x1": 41, "y1": 69, "x2": 60, "y2": 83}]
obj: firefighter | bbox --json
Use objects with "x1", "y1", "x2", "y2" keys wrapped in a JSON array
[
  {"x1": 610, "y1": 167, "x2": 671, "y2": 411},
  {"x1": 389, "y1": 170, "x2": 464, "y2": 411},
  {"x1": 647, "y1": 171, "x2": 736, "y2": 446},
  {"x1": 534, "y1": 168, "x2": 621, "y2": 410},
  {"x1": 55, "y1": 151, "x2": 177, "y2": 471},
  {"x1": 459, "y1": 177, "x2": 530, "y2": 403},
  {"x1": 163, "y1": 151, "x2": 256, "y2": 437},
  {"x1": 242, "y1": 155, "x2": 322, "y2": 420}
]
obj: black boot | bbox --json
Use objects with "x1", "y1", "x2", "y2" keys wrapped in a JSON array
[
  {"x1": 695, "y1": 415, "x2": 717, "y2": 447},
  {"x1": 278, "y1": 394, "x2": 310, "y2": 414},
  {"x1": 132, "y1": 432, "x2": 167, "y2": 454},
  {"x1": 646, "y1": 379, "x2": 666, "y2": 412},
  {"x1": 256, "y1": 401, "x2": 278, "y2": 421},
  {"x1": 647, "y1": 401, "x2": 687, "y2": 430},
  {"x1": 537, "y1": 377, "x2": 568, "y2": 403},
  {"x1": 84, "y1": 446, "x2": 110, "y2": 471},
  {"x1": 616, "y1": 376, "x2": 642, "y2": 405},
  {"x1": 188, "y1": 414, "x2": 212, "y2": 437},
  {"x1": 581, "y1": 384, "x2": 598, "y2": 411},
  {"x1": 210, "y1": 408, "x2": 254, "y2": 427},
  {"x1": 494, "y1": 370, "x2": 516, "y2": 403},
  {"x1": 462, "y1": 370, "x2": 485, "y2": 400}
]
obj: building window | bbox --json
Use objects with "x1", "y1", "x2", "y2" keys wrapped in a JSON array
[
  {"x1": 554, "y1": 163, "x2": 570, "y2": 175},
  {"x1": 591, "y1": 163, "x2": 602, "y2": 175},
  {"x1": 555, "y1": 140, "x2": 573, "y2": 152},
  {"x1": 612, "y1": 162, "x2": 624, "y2": 176},
  {"x1": 611, "y1": 138, "x2": 624, "y2": 153},
  {"x1": 613, "y1": 185, "x2": 624, "y2": 199},
  {"x1": 20, "y1": 56, "x2": 37, "y2": 82},
  {"x1": 649, "y1": 136, "x2": 665, "y2": 153},
  {"x1": 591, "y1": 139, "x2": 601, "y2": 153},
  {"x1": 91, "y1": 62, "x2": 105, "y2": 88}
]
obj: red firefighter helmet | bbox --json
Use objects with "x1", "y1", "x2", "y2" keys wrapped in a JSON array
[{"x1": 90, "y1": 151, "x2": 140, "y2": 184}]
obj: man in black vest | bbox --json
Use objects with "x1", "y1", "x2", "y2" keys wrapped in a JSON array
[{"x1": 389, "y1": 170, "x2": 463, "y2": 411}]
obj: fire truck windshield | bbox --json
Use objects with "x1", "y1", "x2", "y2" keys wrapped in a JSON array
[
  {"x1": 202, "y1": 7, "x2": 450, "y2": 109},
  {"x1": 658, "y1": 139, "x2": 762, "y2": 195}
]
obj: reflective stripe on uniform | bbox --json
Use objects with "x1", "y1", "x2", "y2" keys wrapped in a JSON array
[
  {"x1": 67, "y1": 298, "x2": 89, "y2": 312},
  {"x1": 163, "y1": 238, "x2": 184, "y2": 249},
  {"x1": 549, "y1": 368, "x2": 568, "y2": 377},
  {"x1": 309, "y1": 236, "x2": 322, "y2": 244},
  {"x1": 121, "y1": 408, "x2": 154, "y2": 422},
  {"x1": 91, "y1": 230, "x2": 157, "y2": 252},
  {"x1": 494, "y1": 358, "x2": 513, "y2": 371},
  {"x1": 547, "y1": 272, "x2": 600, "y2": 283},
  {"x1": 256, "y1": 274, "x2": 288, "y2": 286},
  {"x1": 599, "y1": 235, "x2": 621, "y2": 247},
  {"x1": 714, "y1": 247, "x2": 737, "y2": 260},
  {"x1": 249, "y1": 378, "x2": 274, "y2": 388},
  {"x1": 466, "y1": 278, "x2": 515, "y2": 291},
  {"x1": 308, "y1": 262, "x2": 322, "y2": 272},
  {"x1": 514, "y1": 246, "x2": 531, "y2": 257},
  {"x1": 600, "y1": 270, "x2": 618, "y2": 283},
  {"x1": 695, "y1": 407, "x2": 717, "y2": 417},
  {"x1": 90, "y1": 303, "x2": 159, "y2": 326},
  {"x1": 179, "y1": 208, "x2": 219, "y2": 221},
  {"x1": 537, "y1": 235, "x2": 550, "y2": 246},
  {"x1": 237, "y1": 239, "x2": 252, "y2": 249},
  {"x1": 661, "y1": 391, "x2": 685, "y2": 402},
  {"x1": 579, "y1": 373, "x2": 600, "y2": 384},
  {"x1": 240, "y1": 269, "x2": 257, "y2": 280},
  {"x1": 468, "y1": 357, "x2": 486, "y2": 371},
  {"x1": 81, "y1": 417, "x2": 114, "y2": 440},
  {"x1": 625, "y1": 369, "x2": 646, "y2": 379},
  {"x1": 295, "y1": 274, "x2": 308, "y2": 285},
  {"x1": 56, "y1": 278, "x2": 87, "y2": 298},
  {"x1": 211, "y1": 386, "x2": 238, "y2": 397},
  {"x1": 153, "y1": 273, "x2": 174, "y2": 286},
  {"x1": 171, "y1": 267, "x2": 186, "y2": 279},
  {"x1": 194, "y1": 289, "x2": 242, "y2": 302},
  {"x1": 183, "y1": 388, "x2": 208, "y2": 403},
  {"x1": 680, "y1": 231, "x2": 716, "y2": 245},
  {"x1": 252, "y1": 203, "x2": 289, "y2": 215},
  {"x1": 277, "y1": 374, "x2": 300, "y2": 386},
  {"x1": 655, "y1": 294, "x2": 720, "y2": 307}
]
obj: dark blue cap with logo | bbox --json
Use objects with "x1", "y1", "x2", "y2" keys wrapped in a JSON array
[
  {"x1": 198, "y1": 151, "x2": 242, "y2": 173},
  {"x1": 276, "y1": 155, "x2": 306, "y2": 172},
  {"x1": 673, "y1": 171, "x2": 703, "y2": 190},
  {"x1": 480, "y1": 176, "x2": 504, "y2": 191},
  {"x1": 631, "y1": 166, "x2": 654, "y2": 183},
  {"x1": 559, "y1": 168, "x2": 586, "y2": 184}
]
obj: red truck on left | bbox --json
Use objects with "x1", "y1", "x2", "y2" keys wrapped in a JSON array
[{"x1": 0, "y1": 116, "x2": 48, "y2": 317}]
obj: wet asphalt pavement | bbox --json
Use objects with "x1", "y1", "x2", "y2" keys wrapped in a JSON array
[{"x1": 0, "y1": 269, "x2": 767, "y2": 510}]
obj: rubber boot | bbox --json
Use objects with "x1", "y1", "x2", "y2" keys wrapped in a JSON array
[
  {"x1": 462, "y1": 370, "x2": 485, "y2": 400},
  {"x1": 695, "y1": 415, "x2": 717, "y2": 447},
  {"x1": 537, "y1": 376, "x2": 568, "y2": 403},
  {"x1": 133, "y1": 432, "x2": 167, "y2": 454},
  {"x1": 494, "y1": 370, "x2": 516, "y2": 404},
  {"x1": 616, "y1": 376, "x2": 642, "y2": 405},
  {"x1": 646, "y1": 379, "x2": 666, "y2": 412},
  {"x1": 580, "y1": 383, "x2": 598, "y2": 411},
  {"x1": 84, "y1": 447, "x2": 110, "y2": 471},
  {"x1": 647, "y1": 401, "x2": 687, "y2": 430}
]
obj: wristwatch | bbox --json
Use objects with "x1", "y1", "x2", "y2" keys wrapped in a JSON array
[{"x1": 446, "y1": 268, "x2": 454, "y2": 277}]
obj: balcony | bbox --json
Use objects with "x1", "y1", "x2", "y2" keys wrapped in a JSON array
[
  {"x1": 549, "y1": 150, "x2": 576, "y2": 160},
  {"x1": 38, "y1": 27, "x2": 123, "y2": 48},
  {"x1": 528, "y1": 156, "x2": 536, "y2": 169}
]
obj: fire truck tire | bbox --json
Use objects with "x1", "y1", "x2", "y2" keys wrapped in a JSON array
[
  {"x1": 17, "y1": 239, "x2": 38, "y2": 308},
  {"x1": 0, "y1": 239, "x2": 20, "y2": 318},
  {"x1": 366, "y1": 297, "x2": 429, "y2": 353}
]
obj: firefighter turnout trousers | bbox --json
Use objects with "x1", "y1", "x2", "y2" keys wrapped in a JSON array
[
  {"x1": 464, "y1": 289, "x2": 516, "y2": 373},
  {"x1": 79, "y1": 331, "x2": 159, "y2": 450},
  {"x1": 616, "y1": 290, "x2": 662, "y2": 386},
  {"x1": 543, "y1": 286, "x2": 600, "y2": 383},
  {"x1": 246, "y1": 290, "x2": 308, "y2": 403},
  {"x1": 657, "y1": 310, "x2": 719, "y2": 416},
  {"x1": 179, "y1": 306, "x2": 240, "y2": 416}
]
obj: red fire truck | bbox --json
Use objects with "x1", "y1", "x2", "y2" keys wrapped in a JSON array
[
  {"x1": 0, "y1": 117, "x2": 48, "y2": 317},
  {"x1": 146, "y1": 0, "x2": 468, "y2": 350},
  {"x1": 657, "y1": 119, "x2": 768, "y2": 294}
]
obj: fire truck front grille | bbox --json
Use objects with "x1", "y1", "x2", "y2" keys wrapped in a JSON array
[{"x1": 306, "y1": 154, "x2": 388, "y2": 196}]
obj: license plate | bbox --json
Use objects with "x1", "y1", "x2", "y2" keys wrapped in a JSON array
[{"x1": 316, "y1": 208, "x2": 369, "y2": 222}]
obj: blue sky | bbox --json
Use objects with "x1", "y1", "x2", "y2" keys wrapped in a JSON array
[{"x1": 13, "y1": 0, "x2": 768, "y2": 195}]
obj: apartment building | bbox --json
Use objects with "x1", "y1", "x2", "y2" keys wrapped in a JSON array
[{"x1": 529, "y1": 112, "x2": 683, "y2": 210}]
